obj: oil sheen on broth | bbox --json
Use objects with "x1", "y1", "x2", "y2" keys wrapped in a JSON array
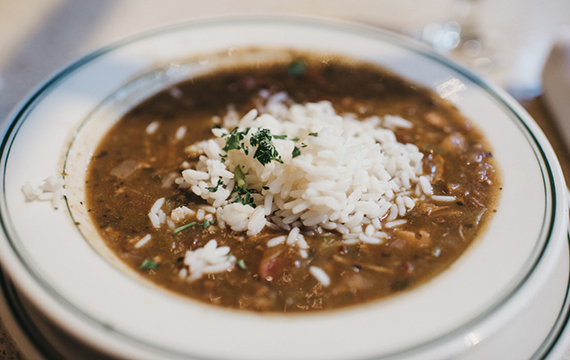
[{"x1": 85, "y1": 52, "x2": 500, "y2": 312}]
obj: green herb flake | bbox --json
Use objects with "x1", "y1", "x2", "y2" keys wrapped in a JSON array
[
  {"x1": 202, "y1": 220, "x2": 215, "y2": 228},
  {"x1": 290, "y1": 137, "x2": 300, "y2": 142},
  {"x1": 272, "y1": 134, "x2": 288, "y2": 140},
  {"x1": 222, "y1": 127, "x2": 250, "y2": 153},
  {"x1": 239, "y1": 141, "x2": 249, "y2": 156},
  {"x1": 250, "y1": 128, "x2": 283, "y2": 165},
  {"x1": 309, "y1": 132, "x2": 318, "y2": 137},
  {"x1": 205, "y1": 179, "x2": 224, "y2": 192},
  {"x1": 236, "y1": 259, "x2": 248, "y2": 270},
  {"x1": 292, "y1": 146, "x2": 301, "y2": 158},
  {"x1": 231, "y1": 185, "x2": 258, "y2": 207},
  {"x1": 139, "y1": 259, "x2": 158, "y2": 270},
  {"x1": 173, "y1": 221, "x2": 196, "y2": 235}
]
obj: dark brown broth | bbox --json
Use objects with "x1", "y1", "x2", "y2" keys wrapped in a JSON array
[{"x1": 85, "y1": 54, "x2": 500, "y2": 312}]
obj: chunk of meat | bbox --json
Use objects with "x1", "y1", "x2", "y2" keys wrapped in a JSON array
[
  {"x1": 440, "y1": 133, "x2": 467, "y2": 153},
  {"x1": 394, "y1": 229, "x2": 431, "y2": 248},
  {"x1": 424, "y1": 112, "x2": 448, "y2": 129},
  {"x1": 258, "y1": 246, "x2": 295, "y2": 281},
  {"x1": 411, "y1": 202, "x2": 462, "y2": 218},
  {"x1": 413, "y1": 202, "x2": 448, "y2": 216}
]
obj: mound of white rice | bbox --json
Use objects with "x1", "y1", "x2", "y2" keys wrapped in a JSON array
[{"x1": 173, "y1": 91, "x2": 433, "y2": 244}]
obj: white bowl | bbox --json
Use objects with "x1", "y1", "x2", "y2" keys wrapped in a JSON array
[{"x1": 0, "y1": 16, "x2": 568, "y2": 360}]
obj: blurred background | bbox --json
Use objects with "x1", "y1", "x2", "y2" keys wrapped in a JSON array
[
  {"x1": 0, "y1": 0, "x2": 569, "y2": 358},
  {"x1": 1, "y1": 0, "x2": 569, "y2": 122}
]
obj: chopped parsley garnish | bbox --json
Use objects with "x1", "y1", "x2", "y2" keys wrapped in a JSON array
[
  {"x1": 218, "y1": 127, "x2": 283, "y2": 208},
  {"x1": 292, "y1": 146, "x2": 302, "y2": 158},
  {"x1": 139, "y1": 259, "x2": 158, "y2": 270},
  {"x1": 202, "y1": 220, "x2": 215, "y2": 228},
  {"x1": 290, "y1": 137, "x2": 300, "y2": 141},
  {"x1": 173, "y1": 221, "x2": 196, "y2": 234},
  {"x1": 250, "y1": 128, "x2": 283, "y2": 165},
  {"x1": 309, "y1": 132, "x2": 318, "y2": 137},
  {"x1": 236, "y1": 259, "x2": 248, "y2": 270},
  {"x1": 222, "y1": 127, "x2": 250, "y2": 152},
  {"x1": 221, "y1": 127, "x2": 284, "y2": 166},
  {"x1": 231, "y1": 185, "x2": 258, "y2": 207},
  {"x1": 206, "y1": 179, "x2": 224, "y2": 192}
]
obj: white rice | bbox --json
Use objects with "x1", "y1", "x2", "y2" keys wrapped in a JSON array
[
  {"x1": 342, "y1": 238, "x2": 359, "y2": 245},
  {"x1": 175, "y1": 126, "x2": 187, "y2": 140},
  {"x1": 172, "y1": 92, "x2": 433, "y2": 243},
  {"x1": 181, "y1": 239, "x2": 236, "y2": 281},
  {"x1": 170, "y1": 206, "x2": 195, "y2": 223},
  {"x1": 148, "y1": 212, "x2": 161, "y2": 228},
  {"x1": 151, "y1": 197, "x2": 165, "y2": 214},
  {"x1": 365, "y1": 224, "x2": 375, "y2": 237},
  {"x1": 384, "y1": 219, "x2": 408, "y2": 228},
  {"x1": 22, "y1": 176, "x2": 71, "y2": 209},
  {"x1": 309, "y1": 266, "x2": 331, "y2": 287},
  {"x1": 135, "y1": 234, "x2": 152, "y2": 248},
  {"x1": 296, "y1": 234, "x2": 309, "y2": 250},
  {"x1": 286, "y1": 226, "x2": 301, "y2": 246},
  {"x1": 267, "y1": 235, "x2": 286, "y2": 247},
  {"x1": 431, "y1": 195, "x2": 457, "y2": 202},
  {"x1": 148, "y1": 197, "x2": 166, "y2": 228},
  {"x1": 146, "y1": 120, "x2": 160, "y2": 134}
]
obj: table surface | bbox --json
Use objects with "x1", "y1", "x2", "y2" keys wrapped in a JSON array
[{"x1": 1, "y1": 1, "x2": 570, "y2": 359}]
